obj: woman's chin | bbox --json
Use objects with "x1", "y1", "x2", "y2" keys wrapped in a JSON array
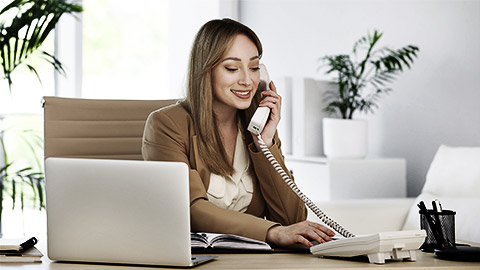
[
  {"x1": 231, "y1": 99, "x2": 253, "y2": 110},
  {"x1": 236, "y1": 103, "x2": 252, "y2": 110}
]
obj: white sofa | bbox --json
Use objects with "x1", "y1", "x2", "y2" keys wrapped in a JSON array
[{"x1": 308, "y1": 145, "x2": 480, "y2": 244}]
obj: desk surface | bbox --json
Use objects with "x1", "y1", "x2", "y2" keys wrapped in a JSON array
[{"x1": 2, "y1": 241, "x2": 479, "y2": 270}]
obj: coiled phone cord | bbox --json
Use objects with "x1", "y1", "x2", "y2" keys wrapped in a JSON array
[{"x1": 256, "y1": 133, "x2": 356, "y2": 238}]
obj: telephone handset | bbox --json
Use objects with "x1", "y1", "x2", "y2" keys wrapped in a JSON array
[
  {"x1": 247, "y1": 64, "x2": 271, "y2": 135},
  {"x1": 247, "y1": 64, "x2": 355, "y2": 238}
]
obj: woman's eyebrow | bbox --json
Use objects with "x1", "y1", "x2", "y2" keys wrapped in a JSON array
[{"x1": 221, "y1": 56, "x2": 260, "y2": 62}]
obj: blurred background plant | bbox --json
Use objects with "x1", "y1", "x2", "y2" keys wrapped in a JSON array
[
  {"x1": 0, "y1": 0, "x2": 83, "y2": 237},
  {"x1": 0, "y1": 0, "x2": 83, "y2": 90},
  {"x1": 1, "y1": 114, "x2": 44, "y2": 237},
  {"x1": 319, "y1": 29, "x2": 419, "y2": 119}
]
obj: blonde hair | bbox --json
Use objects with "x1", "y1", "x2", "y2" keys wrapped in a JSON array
[{"x1": 181, "y1": 18, "x2": 263, "y2": 176}]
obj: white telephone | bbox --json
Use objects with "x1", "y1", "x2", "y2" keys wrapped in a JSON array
[
  {"x1": 247, "y1": 64, "x2": 271, "y2": 135},
  {"x1": 247, "y1": 64, "x2": 426, "y2": 264}
]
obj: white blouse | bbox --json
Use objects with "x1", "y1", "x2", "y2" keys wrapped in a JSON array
[{"x1": 207, "y1": 131, "x2": 254, "y2": 213}]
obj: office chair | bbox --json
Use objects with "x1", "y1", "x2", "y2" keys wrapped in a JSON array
[{"x1": 43, "y1": 96, "x2": 177, "y2": 160}]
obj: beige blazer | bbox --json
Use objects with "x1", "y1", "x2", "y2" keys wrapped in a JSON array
[{"x1": 142, "y1": 103, "x2": 307, "y2": 241}]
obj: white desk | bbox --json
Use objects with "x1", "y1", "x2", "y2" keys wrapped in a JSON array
[
  {"x1": 285, "y1": 156, "x2": 407, "y2": 201},
  {"x1": 2, "y1": 240, "x2": 479, "y2": 270}
]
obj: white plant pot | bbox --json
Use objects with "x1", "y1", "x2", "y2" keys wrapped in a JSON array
[{"x1": 323, "y1": 118, "x2": 368, "y2": 159}]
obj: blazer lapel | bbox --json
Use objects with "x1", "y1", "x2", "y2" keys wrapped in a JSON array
[{"x1": 192, "y1": 135, "x2": 211, "y2": 189}]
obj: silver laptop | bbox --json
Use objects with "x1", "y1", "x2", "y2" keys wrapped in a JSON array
[{"x1": 45, "y1": 158, "x2": 215, "y2": 267}]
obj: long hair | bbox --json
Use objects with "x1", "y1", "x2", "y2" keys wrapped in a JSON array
[{"x1": 181, "y1": 18, "x2": 263, "y2": 176}]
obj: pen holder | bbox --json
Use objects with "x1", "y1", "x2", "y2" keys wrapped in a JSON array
[{"x1": 419, "y1": 209, "x2": 456, "y2": 252}]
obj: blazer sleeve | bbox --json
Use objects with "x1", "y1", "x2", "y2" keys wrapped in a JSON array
[
  {"x1": 248, "y1": 134, "x2": 307, "y2": 225},
  {"x1": 142, "y1": 109, "x2": 278, "y2": 241}
]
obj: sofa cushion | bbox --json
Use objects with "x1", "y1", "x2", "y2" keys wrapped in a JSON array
[
  {"x1": 422, "y1": 145, "x2": 480, "y2": 197},
  {"x1": 403, "y1": 145, "x2": 480, "y2": 243}
]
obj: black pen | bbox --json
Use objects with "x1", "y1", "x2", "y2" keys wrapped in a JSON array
[
  {"x1": 417, "y1": 201, "x2": 442, "y2": 245},
  {"x1": 434, "y1": 199, "x2": 443, "y2": 212},
  {"x1": 20, "y1": 237, "x2": 38, "y2": 252},
  {"x1": 431, "y1": 200, "x2": 445, "y2": 247}
]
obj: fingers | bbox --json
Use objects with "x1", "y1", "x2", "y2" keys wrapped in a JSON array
[
  {"x1": 295, "y1": 235, "x2": 313, "y2": 247},
  {"x1": 260, "y1": 81, "x2": 280, "y2": 102},
  {"x1": 269, "y1": 81, "x2": 277, "y2": 92},
  {"x1": 307, "y1": 221, "x2": 336, "y2": 237},
  {"x1": 300, "y1": 224, "x2": 330, "y2": 245},
  {"x1": 253, "y1": 80, "x2": 282, "y2": 148},
  {"x1": 266, "y1": 221, "x2": 336, "y2": 248},
  {"x1": 259, "y1": 84, "x2": 281, "y2": 116},
  {"x1": 288, "y1": 221, "x2": 334, "y2": 247},
  {"x1": 293, "y1": 221, "x2": 334, "y2": 246},
  {"x1": 259, "y1": 95, "x2": 281, "y2": 108},
  {"x1": 311, "y1": 230, "x2": 330, "y2": 244}
]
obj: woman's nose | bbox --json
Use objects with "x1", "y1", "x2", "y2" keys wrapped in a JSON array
[{"x1": 238, "y1": 69, "x2": 252, "y2": 86}]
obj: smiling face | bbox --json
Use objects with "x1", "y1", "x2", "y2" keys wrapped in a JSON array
[{"x1": 212, "y1": 34, "x2": 261, "y2": 113}]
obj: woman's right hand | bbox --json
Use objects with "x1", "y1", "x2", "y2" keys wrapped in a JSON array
[{"x1": 266, "y1": 221, "x2": 335, "y2": 247}]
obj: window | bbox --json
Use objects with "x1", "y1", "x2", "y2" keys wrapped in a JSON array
[
  {"x1": 57, "y1": 0, "x2": 235, "y2": 99},
  {"x1": 82, "y1": 0, "x2": 170, "y2": 99}
]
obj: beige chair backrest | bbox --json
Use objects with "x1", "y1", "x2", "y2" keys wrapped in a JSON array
[{"x1": 43, "y1": 96, "x2": 177, "y2": 160}]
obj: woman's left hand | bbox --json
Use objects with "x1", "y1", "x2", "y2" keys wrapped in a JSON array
[
  {"x1": 252, "y1": 81, "x2": 281, "y2": 149},
  {"x1": 266, "y1": 221, "x2": 335, "y2": 247}
]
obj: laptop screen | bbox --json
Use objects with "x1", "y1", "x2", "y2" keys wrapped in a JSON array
[{"x1": 46, "y1": 158, "x2": 193, "y2": 266}]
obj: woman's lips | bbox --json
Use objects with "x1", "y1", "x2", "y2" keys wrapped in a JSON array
[{"x1": 231, "y1": 89, "x2": 251, "y2": 99}]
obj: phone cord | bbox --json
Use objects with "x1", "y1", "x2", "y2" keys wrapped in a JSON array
[{"x1": 256, "y1": 134, "x2": 355, "y2": 238}]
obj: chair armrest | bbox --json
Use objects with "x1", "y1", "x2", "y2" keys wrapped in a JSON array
[{"x1": 307, "y1": 198, "x2": 415, "y2": 235}]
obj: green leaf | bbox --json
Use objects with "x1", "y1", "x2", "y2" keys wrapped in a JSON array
[
  {"x1": 0, "y1": 0, "x2": 23, "y2": 15},
  {"x1": 319, "y1": 29, "x2": 419, "y2": 117},
  {"x1": 11, "y1": 177, "x2": 16, "y2": 209},
  {"x1": 25, "y1": 63, "x2": 42, "y2": 84},
  {"x1": 0, "y1": 163, "x2": 13, "y2": 174},
  {"x1": 1, "y1": 0, "x2": 83, "y2": 90}
]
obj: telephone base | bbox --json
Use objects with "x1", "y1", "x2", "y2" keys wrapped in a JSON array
[
  {"x1": 310, "y1": 230, "x2": 426, "y2": 264},
  {"x1": 367, "y1": 249, "x2": 417, "y2": 264}
]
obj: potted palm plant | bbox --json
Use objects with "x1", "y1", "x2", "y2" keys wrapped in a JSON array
[
  {"x1": 0, "y1": 0, "x2": 82, "y2": 237},
  {"x1": 0, "y1": 123, "x2": 44, "y2": 238},
  {"x1": 319, "y1": 29, "x2": 419, "y2": 158},
  {"x1": 1, "y1": 0, "x2": 82, "y2": 89}
]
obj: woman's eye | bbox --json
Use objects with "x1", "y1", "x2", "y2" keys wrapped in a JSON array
[
  {"x1": 225, "y1": 67, "x2": 238, "y2": 72},
  {"x1": 251, "y1": 66, "x2": 260, "y2": 71}
]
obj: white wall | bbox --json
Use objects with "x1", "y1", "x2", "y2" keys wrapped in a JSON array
[{"x1": 240, "y1": 0, "x2": 480, "y2": 196}]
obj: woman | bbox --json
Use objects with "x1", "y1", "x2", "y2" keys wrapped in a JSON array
[{"x1": 142, "y1": 18, "x2": 334, "y2": 247}]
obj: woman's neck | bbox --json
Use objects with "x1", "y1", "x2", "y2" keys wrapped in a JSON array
[
  {"x1": 213, "y1": 102, "x2": 239, "y2": 166},
  {"x1": 213, "y1": 102, "x2": 238, "y2": 129}
]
